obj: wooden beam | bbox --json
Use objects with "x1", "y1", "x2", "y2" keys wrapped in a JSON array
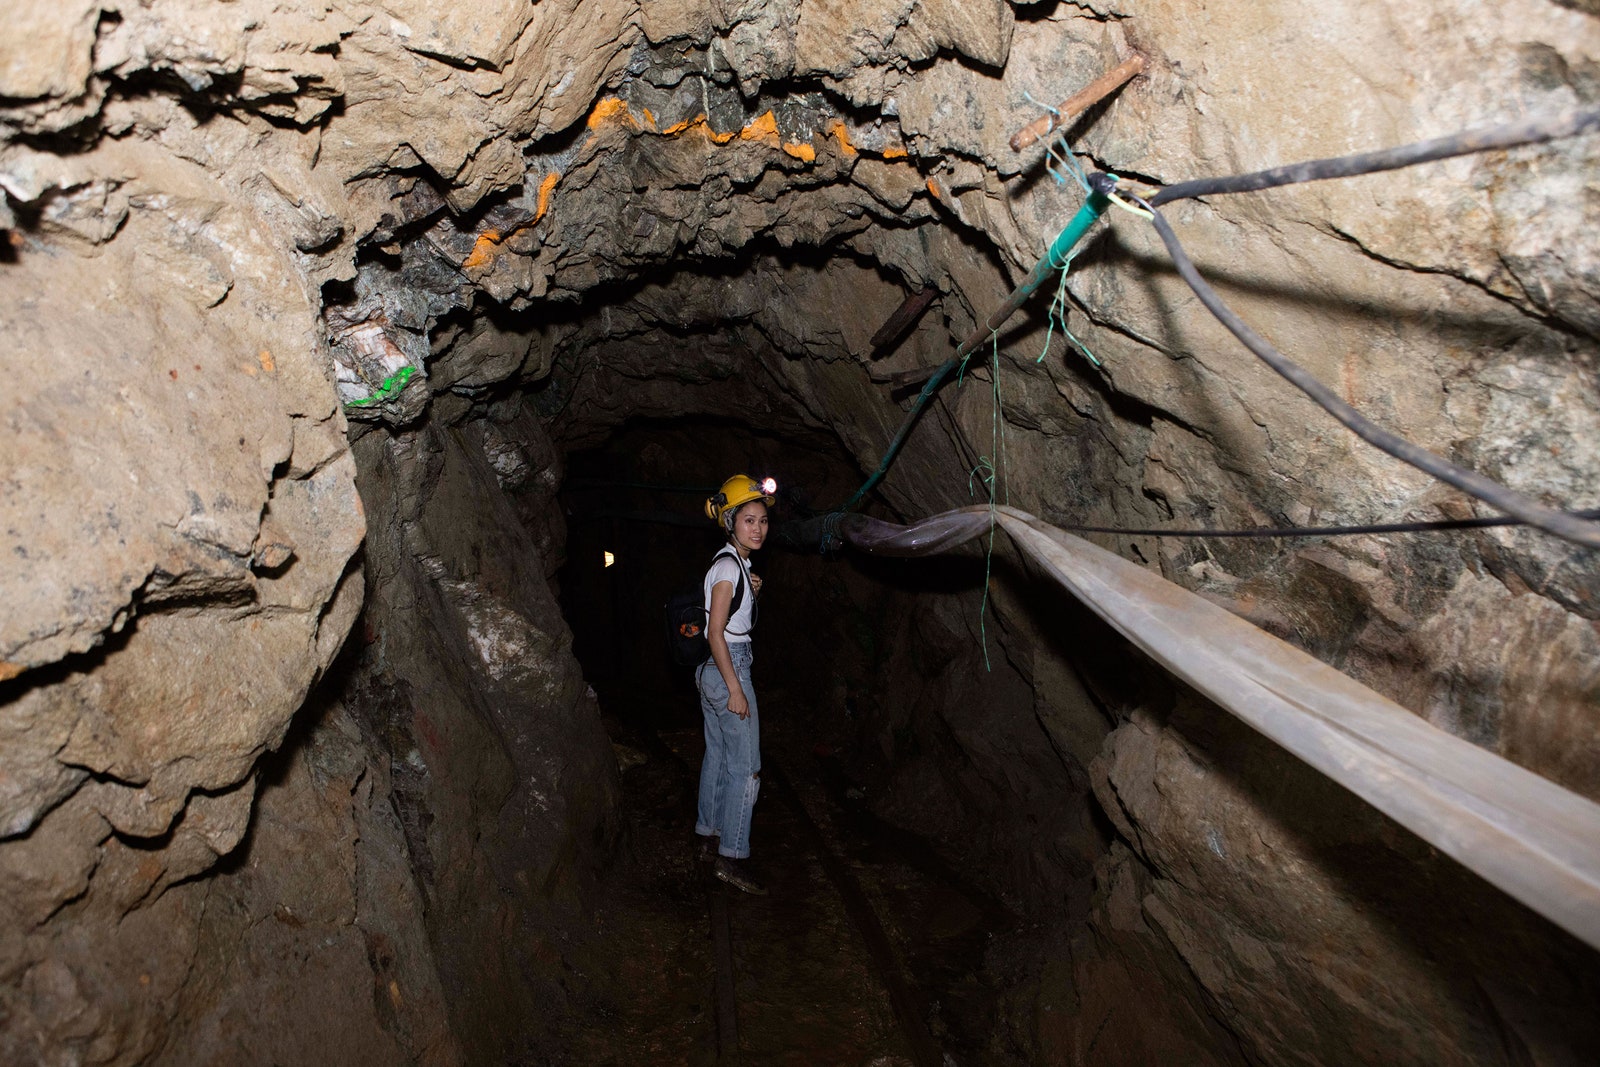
[
  {"x1": 869, "y1": 286, "x2": 939, "y2": 354},
  {"x1": 1010, "y1": 53, "x2": 1147, "y2": 153}
]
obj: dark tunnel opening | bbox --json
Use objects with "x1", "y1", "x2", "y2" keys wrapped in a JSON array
[
  {"x1": 553, "y1": 417, "x2": 998, "y2": 724},
  {"x1": 543, "y1": 412, "x2": 1150, "y2": 1061},
  {"x1": 554, "y1": 417, "x2": 857, "y2": 730},
  {"x1": 538, "y1": 403, "x2": 1600, "y2": 1064}
]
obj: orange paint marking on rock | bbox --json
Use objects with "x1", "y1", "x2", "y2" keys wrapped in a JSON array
[
  {"x1": 586, "y1": 96, "x2": 634, "y2": 129},
  {"x1": 882, "y1": 145, "x2": 909, "y2": 159},
  {"x1": 925, "y1": 178, "x2": 941, "y2": 200},
  {"x1": 829, "y1": 121, "x2": 858, "y2": 157},
  {"x1": 533, "y1": 172, "x2": 560, "y2": 223},
  {"x1": 660, "y1": 113, "x2": 737, "y2": 143},
  {"x1": 258, "y1": 349, "x2": 276, "y2": 374},
  {"x1": 0, "y1": 662, "x2": 23, "y2": 683},
  {"x1": 592, "y1": 98, "x2": 867, "y2": 163},
  {"x1": 462, "y1": 228, "x2": 502, "y2": 271},
  {"x1": 739, "y1": 110, "x2": 781, "y2": 146}
]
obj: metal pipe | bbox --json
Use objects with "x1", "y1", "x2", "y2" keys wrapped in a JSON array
[{"x1": 841, "y1": 190, "x2": 1110, "y2": 510}]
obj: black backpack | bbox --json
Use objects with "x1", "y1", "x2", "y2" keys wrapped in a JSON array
[{"x1": 666, "y1": 549, "x2": 751, "y2": 667}]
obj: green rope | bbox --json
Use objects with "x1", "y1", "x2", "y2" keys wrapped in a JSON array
[
  {"x1": 1037, "y1": 249, "x2": 1101, "y2": 368},
  {"x1": 965, "y1": 452, "x2": 998, "y2": 672},
  {"x1": 1064, "y1": 326, "x2": 1101, "y2": 368},
  {"x1": 995, "y1": 337, "x2": 1008, "y2": 507},
  {"x1": 343, "y1": 366, "x2": 418, "y2": 409}
]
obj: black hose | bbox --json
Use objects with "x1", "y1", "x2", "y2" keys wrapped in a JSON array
[
  {"x1": 1149, "y1": 107, "x2": 1600, "y2": 206},
  {"x1": 1140, "y1": 202, "x2": 1600, "y2": 549}
]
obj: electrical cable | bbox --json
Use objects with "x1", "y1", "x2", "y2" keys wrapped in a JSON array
[
  {"x1": 1147, "y1": 106, "x2": 1600, "y2": 206},
  {"x1": 1137, "y1": 197, "x2": 1600, "y2": 549},
  {"x1": 837, "y1": 109, "x2": 1600, "y2": 539},
  {"x1": 1046, "y1": 507, "x2": 1600, "y2": 540}
]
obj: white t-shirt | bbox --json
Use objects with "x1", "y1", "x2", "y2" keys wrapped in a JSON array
[{"x1": 702, "y1": 548, "x2": 755, "y2": 644}]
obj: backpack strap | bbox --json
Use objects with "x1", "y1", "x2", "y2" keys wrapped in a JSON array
[{"x1": 710, "y1": 546, "x2": 752, "y2": 637}]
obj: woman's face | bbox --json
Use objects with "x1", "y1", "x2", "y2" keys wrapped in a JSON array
[{"x1": 731, "y1": 500, "x2": 768, "y2": 552}]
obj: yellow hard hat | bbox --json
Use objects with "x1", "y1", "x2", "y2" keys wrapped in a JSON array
[{"x1": 706, "y1": 474, "x2": 776, "y2": 529}]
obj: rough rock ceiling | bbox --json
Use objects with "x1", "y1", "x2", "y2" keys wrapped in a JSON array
[{"x1": 3, "y1": 1, "x2": 1600, "y2": 1064}]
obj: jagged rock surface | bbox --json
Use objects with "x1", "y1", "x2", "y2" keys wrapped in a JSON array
[
  {"x1": 344, "y1": 401, "x2": 620, "y2": 1064},
  {"x1": 2, "y1": 0, "x2": 1598, "y2": 1062}
]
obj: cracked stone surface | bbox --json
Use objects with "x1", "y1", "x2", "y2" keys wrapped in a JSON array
[{"x1": 2, "y1": 0, "x2": 1598, "y2": 1062}]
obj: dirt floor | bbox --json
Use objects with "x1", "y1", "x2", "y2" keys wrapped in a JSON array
[{"x1": 545, "y1": 677, "x2": 1013, "y2": 1066}]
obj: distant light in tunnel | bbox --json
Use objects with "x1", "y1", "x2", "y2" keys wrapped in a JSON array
[{"x1": 603, "y1": 551, "x2": 616, "y2": 568}]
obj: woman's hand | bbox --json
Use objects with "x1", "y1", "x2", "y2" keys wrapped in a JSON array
[
  {"x1": 707, "y1": 576, "x2": 750, "y2": 718},
  {"x1": 749, "y1": 573, "x2": 763, "y2": 597}
]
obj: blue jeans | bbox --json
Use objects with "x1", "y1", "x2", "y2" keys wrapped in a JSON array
[{"x1": 695, "y1": 643, "x2": 760, "y2": 859}]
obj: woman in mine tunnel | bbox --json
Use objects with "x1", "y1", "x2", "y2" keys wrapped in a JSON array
[{"x1": 695, "y1": 474, "x2": 775, "y2": 895}]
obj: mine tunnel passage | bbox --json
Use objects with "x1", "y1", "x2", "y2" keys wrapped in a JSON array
[
  {"x1": 550, "y1": 416, "x2": 1136, "y2": 1063},
  {"x1": 6, "y1": 1, "x2": 1600, "y2": 1063},
  {"x1": 539, "y1": 393, "x2": 1600, "y2": 1064}
]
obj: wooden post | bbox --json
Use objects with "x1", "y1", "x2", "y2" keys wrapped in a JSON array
[{"x1": 1010, "y1": 53, "x2": 1147, "y2": 152}]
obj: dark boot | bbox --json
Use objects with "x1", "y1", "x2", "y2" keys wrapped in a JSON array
[
  {"x1": 714, "y1": 856, "x2": 767, "y2": 896},
  {"x1": 697, "y1": 834, "x2": 720, "y2": 863}
]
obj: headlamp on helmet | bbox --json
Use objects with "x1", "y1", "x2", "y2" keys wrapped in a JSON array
[{"x1": 706, "y1": 474, "x2": 776, "y2": 530}]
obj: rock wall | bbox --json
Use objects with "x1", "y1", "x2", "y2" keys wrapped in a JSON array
[
  {"x1": 2, "y1": 0, "x2": 1598, "y2": 1062},
  {"x1": 0, "y1": 127, "x2": 367, "y2": 1065},
  {"x1": 148, "y1": 693, "x2": 461, "y2": 1067},
  {"x1": 343, "y1": 401, "x2": 620, "y2": 1064}
]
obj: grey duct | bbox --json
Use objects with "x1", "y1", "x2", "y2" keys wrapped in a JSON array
[{"x1": 783, "y1": 506, "x2": 1600, "y2": 951}]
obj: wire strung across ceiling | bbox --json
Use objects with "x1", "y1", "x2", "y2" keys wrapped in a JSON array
[{"x1": 831, "y1": 104, "x2": 1600, "y2": 550}]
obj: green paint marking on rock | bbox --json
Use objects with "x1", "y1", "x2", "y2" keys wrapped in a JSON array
[{"x1": 344, "y1": 366, "x2": 417, "y2": 409}]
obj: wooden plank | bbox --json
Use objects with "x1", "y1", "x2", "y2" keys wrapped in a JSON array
[{"x1": 870, "y1": 287, "x2": 939, "y2": 354}]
